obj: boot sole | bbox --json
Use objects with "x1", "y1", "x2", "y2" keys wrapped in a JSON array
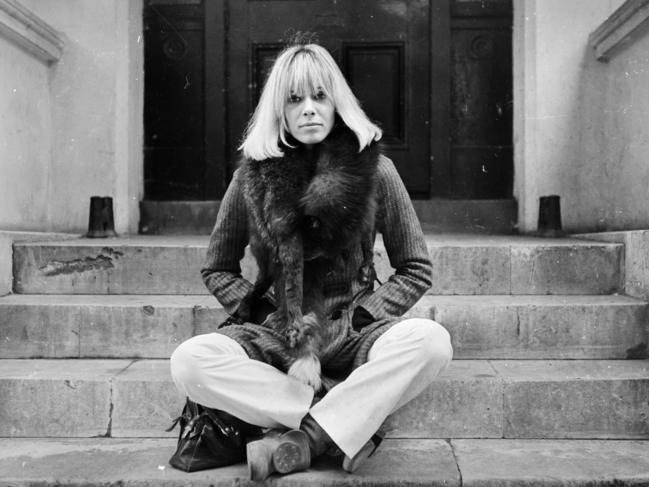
[
  {"x1": 273, "y1": 430, "x2": 311, "y2": 474},
  {"x1": 247, "y1": 430, "x2": 310, "y2": 481}
]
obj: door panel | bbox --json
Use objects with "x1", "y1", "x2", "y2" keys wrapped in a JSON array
[
  {"x1": 449, "y1": 0, "x2": 513, "y2": 198},
  {"x1": 344, "y1": 44, "x2": 404, "y2": 144},
  {"x1": 144, "y1": 3, "x2": 206, "y2": 200}
]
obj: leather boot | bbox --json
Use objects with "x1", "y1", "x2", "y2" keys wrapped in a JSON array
[
  {"x1": 246, "y1": 429, "x2": 311, "y2": 481},
  {"x1": 300, "y1": 413, "x2": 334, "y2": 457}
]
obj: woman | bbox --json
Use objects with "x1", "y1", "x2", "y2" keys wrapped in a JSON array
[{"x1": 170, "y1": 43, "x2": 453, "y2": 481}]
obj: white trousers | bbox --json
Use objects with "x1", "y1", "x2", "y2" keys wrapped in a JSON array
[{"x1": 170, "y1": 318, "x2": 453, "y2": 457}]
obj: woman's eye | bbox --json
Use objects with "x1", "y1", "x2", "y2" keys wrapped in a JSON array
[
  {"x1": 288, "y1": 94, "x2": 302, "y2": 103},
  {"x1": 314, "y1": 91, "x2": 326, "y2": 100}
]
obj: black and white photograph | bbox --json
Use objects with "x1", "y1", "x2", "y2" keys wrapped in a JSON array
[{"x1": 1, "y1": 0, "x2": 649, "y2": 485}]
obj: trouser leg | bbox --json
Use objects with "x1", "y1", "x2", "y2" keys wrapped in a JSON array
[
  {"x1": 170, "y1": 332, "x2": 314, "y2": 429},
  {"x1": 309, "y1": 318, "x2": 453, "y2": 458}
]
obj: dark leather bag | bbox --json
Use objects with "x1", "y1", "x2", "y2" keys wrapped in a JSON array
[{"x1": 167, "y1": 398, "x2": 262, "y2": 472}]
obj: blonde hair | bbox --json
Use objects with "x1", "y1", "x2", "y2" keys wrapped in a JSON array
[{"x1": 239, "y1": 44, "x2": 382, "y2": 160}]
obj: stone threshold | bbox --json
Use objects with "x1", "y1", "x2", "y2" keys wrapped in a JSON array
[{"x1": 0, "y1": 438, "x2": 648, "y2": 486}]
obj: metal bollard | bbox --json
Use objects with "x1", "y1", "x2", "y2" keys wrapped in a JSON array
[
  {"x1": 537, "y1": 195, "x2": 563, "y2": 237},
  {"x1": 86, "y1": 196, "x2": 117, "y2": 238}
]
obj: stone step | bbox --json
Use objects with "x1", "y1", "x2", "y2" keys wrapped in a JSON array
[
  {"x1": 12, "y1": 234, "x2": 623, "y2": 295},
  {"x1": 414, "y1": 294, "x2": 649, "y2": 359},
  {"x1": 0, "y1": 294, "x2": 225, "y2": 359},
  {"x1": 1, "y1": 294, "x2": 646, "y2": 360},
  {"x1": 1, "y1": 359, "x2": 648, "y2": 439},
  {"x1": 1, "y1": 437, "x2": 648, "y2": 486},
  {"x1": 139, "y1": 198, "x2": 518, "y2": 235}
]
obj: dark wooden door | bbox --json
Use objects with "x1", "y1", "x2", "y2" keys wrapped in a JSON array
[
  {"x1": 448, "y1": 0, "x2": 513, "y2": 198},
  {"x1": 227, "y1": 0, "x2": 434, "y2": 197},
  {"x1": 142, "y1": 0, "x2": 513, "y2": 201}
]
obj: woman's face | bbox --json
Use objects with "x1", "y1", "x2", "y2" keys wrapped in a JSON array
[{"x1": 284, "y1": 88, "x2": 335, "y2": 147}]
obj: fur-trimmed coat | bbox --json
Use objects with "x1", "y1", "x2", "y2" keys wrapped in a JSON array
[
  {"x1": 240, "y1": 125, "x2": 379, "y2": 271},
  {"x1": 201, "y1": 128, "x2": 432, "y2": 356}
]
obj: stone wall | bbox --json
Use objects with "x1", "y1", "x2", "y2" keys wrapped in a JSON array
[
  {"x1": 0, "y1": 0, "x2": 143, "y2": 234},
  {"x1": 514, "y1": 0, "x2": 649, "y2": 233},
  {"x1": 0, "y1": 2, "x2": 58, "y2": 231},
  {"x1": 569, "y1": 2, "x2": 649, "y2": 231}
]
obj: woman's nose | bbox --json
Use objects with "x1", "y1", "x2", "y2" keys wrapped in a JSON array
[{"x1": 302, "y1": 98, "x2": 315, "y2": 116}]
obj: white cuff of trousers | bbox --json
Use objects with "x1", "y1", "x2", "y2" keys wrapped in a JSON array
[{"x1": 309, "y1": 318, "x2": 453, "y2": 457}]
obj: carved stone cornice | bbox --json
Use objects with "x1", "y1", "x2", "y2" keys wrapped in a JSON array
[
  {"x1": 590, "y1": 0, "x2": 649, "y2": 61},
  {"x1": 0, "y1": 0, "x2": 63, "y2": 63}
]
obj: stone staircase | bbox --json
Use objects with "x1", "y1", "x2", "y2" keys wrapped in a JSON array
[{"x1": 1, "y1": 233, "x2": 649, "y2": 485}]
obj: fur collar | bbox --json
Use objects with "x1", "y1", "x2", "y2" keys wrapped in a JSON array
[{"x1": 241, "y1": 125, "x2": 381, "y2": 257}]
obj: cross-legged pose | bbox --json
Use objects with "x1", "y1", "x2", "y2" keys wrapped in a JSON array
[{"x1": 170, "y1": 42, "x2": 453, "y2": 481}]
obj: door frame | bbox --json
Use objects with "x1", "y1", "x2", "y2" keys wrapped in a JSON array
[
  {"x1": 430, "y1": 0, "x2": 452, "y2": 198},
  {"x1": 204, "y1": 0, "x2": 227, "y2": 199}
]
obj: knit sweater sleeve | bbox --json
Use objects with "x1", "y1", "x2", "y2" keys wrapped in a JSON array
[
  {"x1": 201, "y1": 168, "x2": 253, "y2": 315},
  {"x1": 356, "y1": 155, "x2": 432, "y2": 319}
]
